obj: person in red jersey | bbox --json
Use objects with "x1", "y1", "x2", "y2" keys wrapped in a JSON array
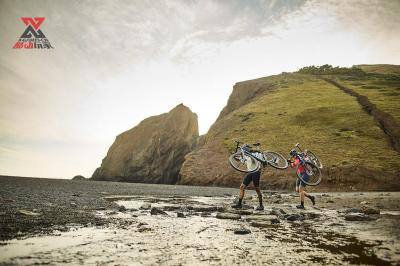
[{"x1": 288, "y1": 149, "x2": 315, "y2": 209}]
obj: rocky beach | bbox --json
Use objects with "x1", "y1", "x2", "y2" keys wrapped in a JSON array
[{"x1": 0, "y1": 176, "x2": 399, "y2": 265}]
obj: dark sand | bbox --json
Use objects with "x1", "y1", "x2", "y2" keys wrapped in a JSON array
[{"x1": 0, "y1": 176, "x2": 399, "y2": 265}]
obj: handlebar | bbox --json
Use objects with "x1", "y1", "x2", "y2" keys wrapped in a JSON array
[{"x1": 234, "y1": 140, "x2": 240, "y2": 152}]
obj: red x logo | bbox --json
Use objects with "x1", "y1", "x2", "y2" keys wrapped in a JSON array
[{"x1": 21, "y1": 17, "x2": 45, "y2": 30}]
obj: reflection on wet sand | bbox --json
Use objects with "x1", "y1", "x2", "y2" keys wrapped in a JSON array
[{"x1": 1, "y1": 192, "x2": 399, "y2": 265}]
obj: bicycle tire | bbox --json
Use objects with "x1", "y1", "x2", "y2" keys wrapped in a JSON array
[
  {"x1": 296, "y1": 162, "x2": 322, "y2": 186},
  {"x1": 263, "y1": 151, "x2": 288, "y2": 170},
  {"x1": 306, "y1": 151, "x2": 323, "y2": 169},
  {"x1": 229, "y1": 152, "x2": 260, "y2": 173}
]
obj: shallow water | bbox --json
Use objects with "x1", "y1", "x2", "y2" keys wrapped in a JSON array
[{"x1": 1, "y1": 193, "x2": 399, "y2": 265}]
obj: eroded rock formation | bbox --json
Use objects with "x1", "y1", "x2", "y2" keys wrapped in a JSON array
[{"x1": 92, "y1": 104, "x2": 198, "y2": 183}]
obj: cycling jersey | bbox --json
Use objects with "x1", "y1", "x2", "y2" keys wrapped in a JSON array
[{"x1": 290, "y1": 158, "x2": 305, "y2": 174}]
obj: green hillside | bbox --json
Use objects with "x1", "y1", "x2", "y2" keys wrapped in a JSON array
[
  {"x1": 179, "y1": 65, "x2": 400, "y2": 191},
  {"x1": 333, "y1": 70, "x2": 400, "y2": 124}
]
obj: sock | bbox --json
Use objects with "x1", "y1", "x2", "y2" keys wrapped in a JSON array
[
  {"x1": 259, "y1": 197, "x2": 263, "y2": 206},
  {"x1": 301, "y1": 201, "x2": 304, "y2": 206},
  {"x1": 238, "y1": 198, "x2": 243, "y2": 205},
  {"x1": 305, "y1": 194, "x2": 313, "y2": 200}
]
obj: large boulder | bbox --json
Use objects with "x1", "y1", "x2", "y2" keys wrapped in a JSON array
[{"x1": 92, "y1": 104, "x2": 198, "y2": 184}]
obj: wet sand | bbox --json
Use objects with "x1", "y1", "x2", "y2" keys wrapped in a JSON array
[{"x1": 0, "y1": 176, "x2": 399, "y2": 265}]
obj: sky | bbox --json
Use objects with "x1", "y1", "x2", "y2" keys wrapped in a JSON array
[{"x1": 0, "y1": 0, "x2": 399, "y2": 179}]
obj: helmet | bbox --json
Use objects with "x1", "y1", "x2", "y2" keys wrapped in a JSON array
[{"x1": 289, "y1": 149, "x2": 297, "y2": 157}]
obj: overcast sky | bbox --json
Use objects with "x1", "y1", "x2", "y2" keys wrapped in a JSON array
[{"x1": 0, "y1": 0, "x2": 399, "y2": 179}]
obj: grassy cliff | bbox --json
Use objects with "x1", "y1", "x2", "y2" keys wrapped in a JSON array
[{"x1": 179, "y1": 65, "x2": 400, "y2": 191}]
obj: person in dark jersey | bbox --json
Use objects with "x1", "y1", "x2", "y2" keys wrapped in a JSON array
[{"x1": 231, "y1": 145, "x2": 264, "y2": 210}]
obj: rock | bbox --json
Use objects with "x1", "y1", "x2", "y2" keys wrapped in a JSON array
[
  {"x1": 362, "y1": 206, "x2": 380, "y2": 215},
  {"x1": 18, "y1": 210, "x2": 40, "y2": 216},
  {"x1": 91, "y1": 104, "x2": 199, "y2": 184},
  {"x1": 118, "y1": 205, "x2": 127, "y2": 212},
  {"x1": 244, "y1": 215, "x2": 279, "y2": 222},
  {"x1": 162, "y1": 205, "x2": 182, "y2": 211},
  {"x1": 345, "y1": 213, "x2": 375, "y2": 221},
  {"x1": 270, "y1": 207, "x2": 286, "y2": 218},
  {"x1": 70, "y1": 202, "x2": 77, "y2": 208},
  {"x1": 150, "y1": 207, "x2": 167, "y2": 215},
  {"x1": 140, "y1": 203, "x2": 152, "y2": 210},
  {"x1": 72, "y1": 175, "x2": 86, "y2": 181},
  {"x1": 228, "y1": 208, "x2": 253, "y2": 215},
  {"x1": 360, "y1": 201, "x2": 369, "y2": 205},
  {"x1": 305, "y1": 212, "x2": 321, "y2": 219},
  {"x1": 138, "y1": 226, "x2": 152, "y2": 232},
  {"x1": 190, "y1": 205, "x2": 224, "y2": 212},
  {"x1": 271, "y1": 218, "x2": 280, "y2": 224},
  {"x1": 234, "y1": 227, "x2": 251, "y2": 235},
  {"x1": 343, "y1": 208, "x2": 363, "y2": 214},
  {"x1": 250, "y1": 219, "x2": 280, "y2": 228},
  {"x1": 216, "y1": 213, "x2": 241, "y2": 220},
  {"x1": 326, "y1": 200, "x2": 334, "y2": 203},
  {"x1": 286, "y1": 214, "x2": 305, "y2": 221},
  {"x1": 177, "y1": 212, "x2": 185, "y2": 218}
]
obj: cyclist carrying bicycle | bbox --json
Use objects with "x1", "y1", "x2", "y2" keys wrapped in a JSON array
[
  {"x1": 231, "y1": 144, "x2": 264, "y2": 211},
  {"x1": 288, "y1": 149, "x2": 316, "y2": 209}
]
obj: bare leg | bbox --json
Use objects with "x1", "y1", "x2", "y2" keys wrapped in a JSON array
[
  {"x1": 239, "y1": 184, "x2": 246, "y2": 200},
  {"x1": 232, "y1": 184, "x2": 246, "y2": 208},
  {"x1": 255, "y1": 187, "x2": 263, "y2": 206},
  {"x1": 299, "y1": 186, "x2": 305, "y2": 204}
]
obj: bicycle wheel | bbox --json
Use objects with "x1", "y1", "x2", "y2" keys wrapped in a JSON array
[
  {"x1": 229, "y1": 152, "x2": 260, "y2": 173},
  {"x1": 306, "y1": 151, "x2": 323, "y2": 169},
  {"x1": 263, "y1": 151, "x2": 288, "y2": 170},
  {"x1": 296, "y1": 162, "x2": 322, "y2": 186}
]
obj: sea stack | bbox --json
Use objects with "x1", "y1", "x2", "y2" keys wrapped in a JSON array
[{"x1": 92, "y1": 104, "x2": 199, "y2": 184}]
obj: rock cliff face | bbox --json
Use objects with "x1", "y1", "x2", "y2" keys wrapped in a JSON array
[
  {"x1": 179, "y1": 68, "x2": 400, "y2": 191},
  {"x1": 92, "y1": 104, "x2": 198, "y2": 184}
]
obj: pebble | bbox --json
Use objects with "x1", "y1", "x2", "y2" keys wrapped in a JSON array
[
  {"x1": 177, "y1": 212, "x2": 185, "y2": 218},
  {"x1": 345, "y1": 213, "x2": 374, "y2": 221},
  {"x1": 286, "y1": 214, "x2": 305, "y2": 221},
  {"x1": 18, "y1": 210, "x2": 40, "y2": 216},
  {"x1": 362, "y1": 206, "x2": 380, "y2": 215},
  {"x1": 140, "y1": 203, "x2": 151, "y2": 210},
  {"x1": 270, "y1": 207, "x2": 286, "y2": 218},
  {"x1": 150, "y1": 207, "x2": 167, "y2": 215},
  {"x1": 118, "y1": 205, "x2": 127, "y2": 212},
  {"x1": 234, "y1": 227, "x2": 251, "y2": 235},
  {"x1": 216, "y1": 213, "x2": 241, "y2": 220},
  {"x1": 360, "y1": 201, "x2": 369, "y2": 205}
]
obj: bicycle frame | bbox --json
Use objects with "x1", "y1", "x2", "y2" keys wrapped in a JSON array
[{"x1": 235, "y1": 141, "x2": 267, "y2": 165}]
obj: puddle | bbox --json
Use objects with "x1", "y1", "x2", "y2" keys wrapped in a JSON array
[{"x1": 0, "y1": 227, "x2": 111, "y2": 261}]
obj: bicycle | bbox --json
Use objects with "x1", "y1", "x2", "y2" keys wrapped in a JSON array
[
  {"x1": 294, "y1": 143, "x2": 323, "y2": 169},
  {"x1": 229, "y1": 140, "x2": 288, "y2": 173},
  {"x1": 290, "y1": 143, "x2": 322, "y2": 186}
]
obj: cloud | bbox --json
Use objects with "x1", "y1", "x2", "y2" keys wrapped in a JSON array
[{"x1": 0, "y1": 0, "x2": 399, "y2": 178}]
